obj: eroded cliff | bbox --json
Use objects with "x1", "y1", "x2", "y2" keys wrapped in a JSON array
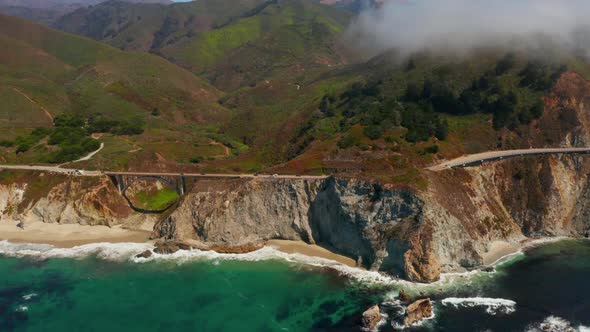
[{"x1": 0, "y1": 172, "x2": 153, "y2": 229}]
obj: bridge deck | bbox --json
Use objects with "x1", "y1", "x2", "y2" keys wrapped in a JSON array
[{"x1": 427, "y1": 147, "x2": 590, "y2": 171}]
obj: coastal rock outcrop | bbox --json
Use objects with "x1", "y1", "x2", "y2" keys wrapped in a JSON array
[
  {"x1": 361, "y1": 305, "x2": 382, "y2": 331},
  {"x1": 153, "y1": 241, "x2": 192, "y2": 254},
  {"x1": 403, "y1": 298, "x2": 433, "y2": 326},
  {"x1": 0, "y1": 173, "x2": 155, "y2": 230},
  {"x1": 136, "y1": 250, "x2": 153, "y2": 258},
  {"x1": 157, "y1": 177, "x2": 433, "y2": 281}
]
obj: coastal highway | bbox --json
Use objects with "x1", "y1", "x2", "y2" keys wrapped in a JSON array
[
  {"x1": 0, "y1": 164, "x2": 102, "y2": 176},
  {"x1": 0, "y1": 164, "x2": 328, "y2": 180},
  {"x1": 427, "y1": 147, "x2": 590, "y2": 171}
]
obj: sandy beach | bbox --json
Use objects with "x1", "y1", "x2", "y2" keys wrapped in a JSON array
[
  {"x1": 481, "y1": 241, "x2": 522, "y2": 266},
  {"x1": 268, "y1": 239, "x2": 358, "y2": 267},
  {"x1": 0, "y1": 220, "x2": 152, "y2": 248}
]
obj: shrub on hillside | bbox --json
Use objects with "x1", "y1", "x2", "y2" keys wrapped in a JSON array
[{"x1": 0, "y1": 140, "x2": 13, "y2": 148}]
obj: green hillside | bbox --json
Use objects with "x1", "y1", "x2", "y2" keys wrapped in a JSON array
[
  {"x1": 54, "y1": 0, "x2": 353, "y2": 91},
  {"x1": 0, "y1": 13, "x2": 231, "y2": 167},
  {"x1": 55, "y1": 0, "x2": 267, "y2": 49}
]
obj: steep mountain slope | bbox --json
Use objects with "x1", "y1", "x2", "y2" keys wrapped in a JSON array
[
  {"x1": 0, "y1": 0, "x2": 171, "y2": 8},
  {"x1": 0, "y1": 13, "x2": 230, "y2": 167},
  {"x1": 54, "y1": 0, "x2": 353, "y2": 91},
  {"x1": 0, "y1": 0, "x2": 172, "y2": 25},
  {"x1": 55, "y1": 0, "x2": 267, "y2": 54}
]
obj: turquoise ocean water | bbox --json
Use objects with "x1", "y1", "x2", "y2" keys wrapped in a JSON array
[{"x1": 0, "y1": 239, "x2": 589, "y2": 331}]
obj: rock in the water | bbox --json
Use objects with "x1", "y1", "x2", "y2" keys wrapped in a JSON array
[
  {"x1": 208, "y1": 242, "x2": 264, "y2": 254},
  {"x1": 398, "y1": 289, "x2": 411, "y2": 303},
  {"x1": 404, "y1": 298, "x2": 433, "y2": 326},
  {"x1": 153, "y1": 241, "x2": 191, "y2": 254},
  {"x1": 482, "y1": 266, "x2": 495, "y2": 272},
  {"x1": 361, "y1": 305, "x2": 382, "y2": 330},
  {"x1": 135, "y1": 250, "x2": 152, "y2": 259}
]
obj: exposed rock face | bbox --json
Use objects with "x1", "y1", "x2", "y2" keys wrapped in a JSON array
[
  {"x1": 136, "y1": 250, "x2": 153, "y2": 258},
  {"x1": 153, "y1": 241, "x2": 192, "y2": 254},
  {"x1": 152, "y1": 240, "x2": 264, "y2": 255},
  {"x1": 403, "y1": 298, "x2": 433, "y2": 326},
  {"x1": 361, "y1": 305, "x2": 382, "y2": 330},
  {"x1": 0, "y1": 173, "x2": 155, "y2": 230},
  {"x1": 158, "y1": 177, "x2": 433, "y2": 280}
]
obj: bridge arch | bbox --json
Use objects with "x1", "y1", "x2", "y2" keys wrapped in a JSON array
[
  {"x1": 112, "y1": 175, "x2": 185, "y2": 214},
  {"x1": 121, "y1": 176, "x2": 182, "y2": 196}
]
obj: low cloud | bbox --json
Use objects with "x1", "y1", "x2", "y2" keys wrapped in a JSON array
[{"x1": 347, "y1": 0, "x2": 590, "y2": 58}]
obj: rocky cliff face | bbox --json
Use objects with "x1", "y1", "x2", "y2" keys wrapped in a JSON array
[
  {"x1": 0, "y1": 172, "x2": 153, "y2": 229},
  {"x1": 156, "y1": 177, "x2": 429, "y2": 279},
  {"x1": 151, "y1": 153, "x2": 590, "y2": 283}
]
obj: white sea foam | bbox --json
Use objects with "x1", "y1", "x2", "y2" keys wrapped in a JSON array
[
  {"x1": 0, "y1": 240, "x2": 152, "y2": 261},
  {"x1": 22, "y1": 293, "x2": 37, "y2": 301},
  {"x1": 16, "y1": 305, "x2": 28, "y2": 312},
  {"x1": 488, "y1": 249, "x2": 525, "y2": 267},
  {"x1": 441, "y1": 297, "x2": 516, "y2": 315},
  {"x1": 0, "y1": 240, "x2": 397, "y2": 283},
  {"x1": 137, "y1": 245, "x2": 403, "y2": 285},
  {"x1": 525, "y1": 316, "x2": 589, "y2": 332}
]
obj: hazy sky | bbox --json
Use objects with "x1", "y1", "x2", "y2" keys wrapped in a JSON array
[{"x1": 348, "y1": 0, "x2": 590, "y2": 57}]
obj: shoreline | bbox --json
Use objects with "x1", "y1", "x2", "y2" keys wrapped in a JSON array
[
  {"x1": 0, "y1": 220, "x2": 577, "y2": 274},
  {"x1": 0, "y1": 221, "x2": 359, "y2": 268},
  {"x1": 267, "y1": 239, "x2": 359, "y2": 268},
  {"x1": 0, "y1": 220, "x2": 152, "y2": 248},
  {"x1": 481, "y1": 241, "x2": 522, "y2": 266},
  {"x1": 481, "y1": 237, "x2": 573, "y2": 267}
]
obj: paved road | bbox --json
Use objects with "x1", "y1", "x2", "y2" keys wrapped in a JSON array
[
  {"x1": 0, "y1": 165, "x2": 102, "y2": 176},
  {"x1": 427, "y1": 147, "x2": 590, "y2": 171},
  {"x1": 103, "y1": 171, "x2": 328, "y2": 180},
  {"x1": 0, "y1": 165, "x2": 328, "y2": 180}
]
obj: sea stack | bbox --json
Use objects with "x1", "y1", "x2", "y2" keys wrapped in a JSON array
[
  {"x1": 404, "y1": 298, "x2": 433, "y2": 326},
  {"x1": 361, "y1": 305, "x2": 382, "y2": 330}
]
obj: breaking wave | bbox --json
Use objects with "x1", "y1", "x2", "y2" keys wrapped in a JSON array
[
  {"x1": 0, "y1": 240, "x2": 152, "y2": 261},
  {"x1": 441, "y1": 297, "x2": 516, "y2": 315},
  {"x1": 0, "y1": 240, "x2": 400, "y2": 284},
  {"x1": 525, "y1": 316, "x2": 590, "y2": 332}
]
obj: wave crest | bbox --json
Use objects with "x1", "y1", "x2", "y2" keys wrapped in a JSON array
[
  {"x1": 441, "y1": 297, "x2": 516, "y2": 315},
  {"x1": 526, "y1": 316, "x2": 590, "y2": 332}
]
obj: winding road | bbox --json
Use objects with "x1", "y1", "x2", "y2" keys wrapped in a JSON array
[{"x1": 427, "y1": 147, "x2": 590, "y2": 171}]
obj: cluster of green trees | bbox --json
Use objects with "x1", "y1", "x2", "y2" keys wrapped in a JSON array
[
  {"x1": 334, "y1": 80, "x2": 449, "y2": 143},
  {"x1": 404, "y1": 56, "x2": 565, "y2": 130},
  {"x1": 295, "y1": 55, "x2": 568, "y2": 152},
  {"x1": 13, "y1": 128, "x2": 52, "y2": 154},
  {"x1": 1, "y1": 113, "x2": 144, "y2": 163},
  {"x1": 86, "y1": 114, "x2": 145, "y2": 135}
]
